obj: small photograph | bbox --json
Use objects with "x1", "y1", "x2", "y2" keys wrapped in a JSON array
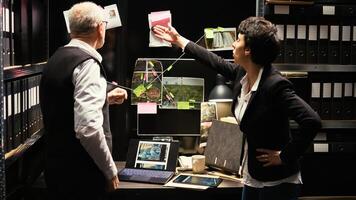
[
  {"x1": 136, "y1": 163, "x2": 165, "y2": 170},
  {"x1": 200, "y1": 102, "x2": 217, "y2": 122},
  {"x1": 137, "y1": 142, "x2": 168, "y2": 162},
  {"x1": 109, "y1": 9, "x2": 116, "y2": 18}
]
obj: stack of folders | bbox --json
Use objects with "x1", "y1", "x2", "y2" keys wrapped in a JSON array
[
  {"x1": 266, "y1": 4, "x2": 356, "y2": 65},
  {"x1": 204, "y1": 27, "x2": 236, "y2": 51},
  {"x1": 310, "y1": 73, "x2": 356, "y2": 120},
  {"x1": 3, "y1": 73, "x2": 43, "y2": 156}
]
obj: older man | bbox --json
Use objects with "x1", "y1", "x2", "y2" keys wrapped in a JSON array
[{"x1": 40, "y1": 2, "x2": 126, "y2": 199}]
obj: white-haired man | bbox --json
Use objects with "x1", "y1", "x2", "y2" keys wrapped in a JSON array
[{"x1": 40, "y1": 2, "x2": 125, "y2": 199}]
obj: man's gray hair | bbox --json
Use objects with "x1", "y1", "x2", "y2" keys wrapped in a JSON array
[{"x1": 68, "y1": 1, "x2": 106, "y2": 35}]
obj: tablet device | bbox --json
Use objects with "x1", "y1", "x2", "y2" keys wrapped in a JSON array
[{"x1": 172, "y1": 174, "x2": 222, "y2": 187}]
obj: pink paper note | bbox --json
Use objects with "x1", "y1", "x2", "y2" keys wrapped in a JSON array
[
  {"x1": 150, "y1": 10, "x2": 171, "y2": 27},
  {"x1": 137, "y1": 102, "x2": 157, "y2": 114}
]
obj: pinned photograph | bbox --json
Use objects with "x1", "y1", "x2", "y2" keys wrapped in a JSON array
[
  {"x1": 104, "y1": 4, "x2": 122, "y2": 29},
  {"x1": 63, "y1": 4, "x2": 122, "y2": 33}
]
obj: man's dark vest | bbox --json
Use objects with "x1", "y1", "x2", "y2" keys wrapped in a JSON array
[{"x1": 40, "y1": 46, "x2": 111, "y2": 166}]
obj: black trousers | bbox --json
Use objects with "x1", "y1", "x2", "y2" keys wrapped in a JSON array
[
  {"x1": 242, "y1": 183, "x2": 300, "y2": 200},
  {"x1": 45, "y1": 159, "x2": 106, "y2": 200}
]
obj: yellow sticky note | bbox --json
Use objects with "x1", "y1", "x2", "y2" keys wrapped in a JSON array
[
  {"x1": 133, "y1": 84, "x2": 146, "y2": 97},
  {"x1": 216, "y1": 27, "x2": 225, "y2": 32},
  {"x1": 148, "y1": 61, "x2": 154, "y2": 67},
  {"x1": 167, "y1": 65, "x2": 173, "y2": 71},
  {"x1": 205, "y1": 28, "x2": 214, "y2": 39},
  {"x1": 177, "y1": 101, "x2": 190, "y2": 110}
]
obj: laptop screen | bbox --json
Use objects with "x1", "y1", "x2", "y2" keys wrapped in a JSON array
[
  {"x1": 125, "y1": 139, "x2": 179, "y2": 171},
  {"x1": 134, "y1": 141, "x2": 171, "y2": 170}
]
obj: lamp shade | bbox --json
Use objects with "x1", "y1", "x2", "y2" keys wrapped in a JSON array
[{"x1": 208, "y1": 74, "x2": 233, "y2": 102}]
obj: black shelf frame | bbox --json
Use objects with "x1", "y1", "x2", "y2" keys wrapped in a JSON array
[
  {"x1": 290, "y1": 120, "x2": 356, "y2": 130},
  {"x1": 274, "y1": 63, "x2": 356, "y2": 72}
]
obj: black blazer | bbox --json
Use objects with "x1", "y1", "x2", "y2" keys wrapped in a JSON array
[{"x1": 185, "y1": 42, "x2": 321, "y2": 181}]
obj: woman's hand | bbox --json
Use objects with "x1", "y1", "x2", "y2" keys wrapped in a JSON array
[
  {"x1": 256, "y1": 148, "x2": 283, "y2": 167},
  {"x1": 152, "y1": 25, "x2": 180, "y2": 43}
]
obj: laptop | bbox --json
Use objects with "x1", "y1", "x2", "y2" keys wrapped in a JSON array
[
  {"x1": 204, "y1": 120, "x2": 243, "y2": 174},
  {"x1": 118, "y1": 139, "x2": 179, "y2": 184}
]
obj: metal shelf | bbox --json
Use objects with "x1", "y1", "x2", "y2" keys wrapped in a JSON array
[
  {"x1": 290, "y1": 120, "x2": 356, "y2": 130},
  {"x1": 5, "y1": 129, "x2": 44, "y2": 169},
  {"x1": 274, "y1": 63, "x2": 356, "y2": 72},
  {"x1": 3, "y1": 62, "x2": 45, "y2": 81},
  {"x1": 266, "y1": 0, "x2": 314, "y2": 5}
]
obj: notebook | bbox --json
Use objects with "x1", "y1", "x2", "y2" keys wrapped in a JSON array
[
  {"x1": 204, "y1": 120, "x2": 243, "y2": 174},
  {"x1": 118, "y1": 139, "x2": 179, "y2": 184}
]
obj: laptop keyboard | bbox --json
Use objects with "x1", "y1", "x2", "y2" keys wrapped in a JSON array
[
  {"x1": 118, "y1": 168, "x2": 175, "y2": 184},
  {"x1": 119, "y1": 168, "x2": 173, "y2": 179}
]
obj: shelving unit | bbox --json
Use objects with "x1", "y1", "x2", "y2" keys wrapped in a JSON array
[
  {"x1": 1, "y1": 0, "x2": 6, "y2": 198},
  {"x1": 259, "y1": 0, "x2": 356, "y2": 196},
  {"x1": 1, "y1": 0, "x2": 47, "y2": 198}
]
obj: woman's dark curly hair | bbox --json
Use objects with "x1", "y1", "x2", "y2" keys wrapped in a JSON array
[{"x1": 238, "y1": 17, "x2": 280, "y2": 66}]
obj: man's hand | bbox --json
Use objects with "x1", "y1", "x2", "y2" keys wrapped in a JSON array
[
  {"x1": 107, "y1": 82, "x2": 127, "y2": 105},
  {"x1": 256, "y1": 148, "x2": 283, "y2": 167},
  {"x1": 107, "y1": 175, "x2": 120, "y2": 192}
]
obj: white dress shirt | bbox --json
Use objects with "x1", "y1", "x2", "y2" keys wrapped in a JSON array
[{"x1": 65, "y1": 39, "x2": 117, "y2": 180}]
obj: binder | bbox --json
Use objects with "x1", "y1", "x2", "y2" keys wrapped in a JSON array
[
  {"x1": 273, "y1": 5, "x2": 290, "y2": 15},
  {"x1": 275, "y1": 24, "x2": 285, "y2": 63},
  {"x1": 303, "y1": 4, "x2": 322, "y2": 17},
  {"x1": 341, "y1": 26, "x2": 351, "y2": 65},
  {"x1": 331, "y1": 82, "x2": 343, "y2": 119},
  {"x1": 307, "y1": 25, "x2": 318, "y2": 63},
  {"x1": 7, "y1": 81, "x2": 14, "y2": 151},
  {"x1": 310, "y1": 82, "x2": 321, "y2": 115},
  {"x1": 3, "y1": 83, "x2": 9, "y2": 152},
  {"x1": 322, "y1": 5, "x2": 335, "y2": 16},
  {"x1": 335, "y1": 5, "x2": 356, "y2": 17},
  {"x1": 21, "y1": 78, "x2": 28, "y2": 141},
  {"x1": 318, "y1": 25, "x2": 329, "y2": 64},
  {"x1": 343, "y1": 82, "x2": 354, "y2": 120},
  {"x1": 34, "y1": 75, "x2": 41, "y2": 132},
  {"x1": 354, "y1": 82, "x2": 356, "y2": 119},
  {"x1": 37, "y1": 75, "x2": 43, "y2": 130},
  {"x1": 3, "y1": 37, "x2": 10, "y2": 67},
  {"x1": 28, "y1": 76, "x2": 35, "y2": 135},
  {"x1": 328, "y1": 25, "x2": 340, "y2": 64},
  {"x1": 296, "y1": 25, "x2": 307, "y2": 63},
  {"x1": 13, "y1": 79, "x2": 22, "y2": 148},
  {"x1": 1, "y1": 6, "x2": 5, "y2": 32},
  {"x1": 351, "y1": 26, "x2": 356, "y2": 65},
  {"x1": 285, "y1": 24, "x2": 296, "y2": 63},
  {"x1": 10, "y1": 3, "x2": 15, "y2": 65},
  {"x1": 4, "y1": 3, "x2": 10, "y2": 33},
  {"x1": 321, "y1": 82, "x2": 332, "y2": 120}
]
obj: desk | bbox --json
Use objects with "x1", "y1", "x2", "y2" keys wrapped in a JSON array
[{"x1": 109, "y1": 162, "x2": 243, "y2": 200}]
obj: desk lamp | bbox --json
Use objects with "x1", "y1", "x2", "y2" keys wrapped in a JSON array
[{"x1": 208, "y1": 74, "x2": 233, "y2": 119}]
